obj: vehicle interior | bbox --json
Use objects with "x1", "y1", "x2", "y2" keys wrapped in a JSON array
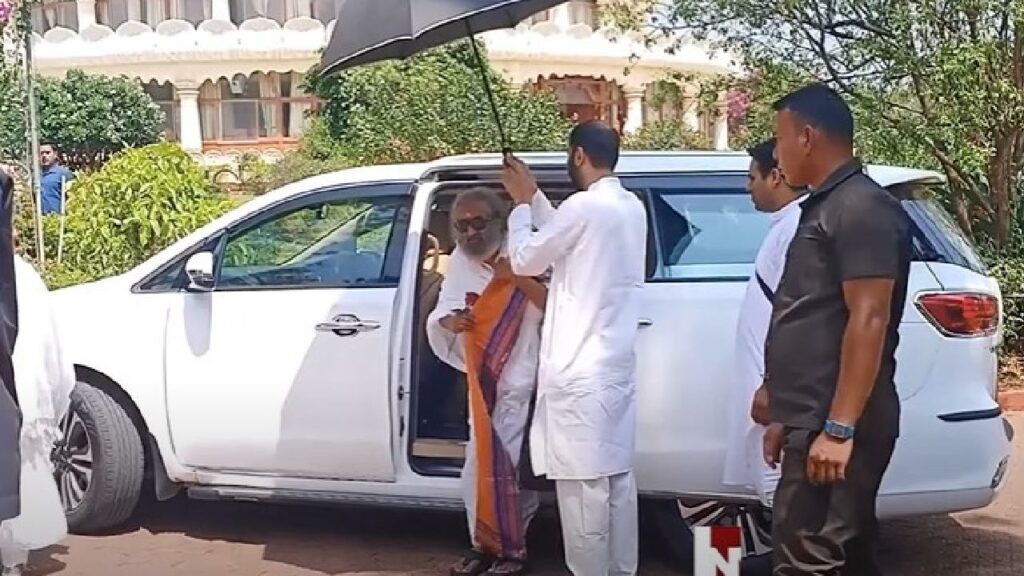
[{"x1": 409, "y1": 176, "x2": 576, "y2": 477}]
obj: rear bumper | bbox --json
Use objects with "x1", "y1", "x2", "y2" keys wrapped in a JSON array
[{"x1": 878, "y1": 410, "x2": 1012, "y2": 519}]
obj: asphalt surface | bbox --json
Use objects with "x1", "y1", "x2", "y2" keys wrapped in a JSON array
[{"x1": 21, "y1": 414, "x2": 1024, "y2": 575}]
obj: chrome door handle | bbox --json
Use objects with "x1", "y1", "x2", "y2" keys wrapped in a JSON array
[
  {"x1": 315, "y1": 314, "x2": 382, "y2": 337},
  {"x1": 639, "y1": 318, "x2": 653, "y2": 328}
]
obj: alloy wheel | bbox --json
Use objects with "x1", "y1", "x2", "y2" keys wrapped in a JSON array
[{"x1": 52, "y1": 409, "x2": 93, "y2": 512}]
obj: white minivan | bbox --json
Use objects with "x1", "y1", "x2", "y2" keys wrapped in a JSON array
[{"x1": 50, "y1": 152, "x2": 1013, "y2": 566}]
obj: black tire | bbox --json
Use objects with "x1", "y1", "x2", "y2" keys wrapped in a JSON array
[
  {"x1": 646, "y1": 498, "x2": 774, "y2": 575},
  {"x1": 53, "y1": 381, "x2": 145, "y2": 533}
]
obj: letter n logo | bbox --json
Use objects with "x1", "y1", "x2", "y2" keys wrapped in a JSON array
[{"x1": 693, "y1": 525, "x2": 741, "y2": 576}]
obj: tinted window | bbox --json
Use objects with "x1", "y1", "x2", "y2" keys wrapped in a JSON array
[
  {"x1": 892, "y1": 183, "x2": 986, "y2": 274},
  {"x1": 140, "y1": 258, "x2": 188, "y2": 292},
  {"x1": 625, "y1": 174, "x2": 765, "y2": 280},
  {"x1": 217, "y1": 194, "x2": 410, "y2": 290}
]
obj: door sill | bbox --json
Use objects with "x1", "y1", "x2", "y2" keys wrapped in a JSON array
[
  {"x1": 187, "y1": 485, "x2": 463, "y2": 511},
  {"x1": 411, "y1": 438, "x2": 466, "y2": 460}
]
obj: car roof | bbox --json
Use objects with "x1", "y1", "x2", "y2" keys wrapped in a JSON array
[{"x1": 269, "y1": 151, "x2": 943, "y2": 200}]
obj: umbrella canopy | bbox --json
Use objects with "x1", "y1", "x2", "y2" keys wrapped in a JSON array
[
  {"x1": 321, "y1": 0, "x2": 569, "y2": 152},
  {"x1": 322, "y1": 0, "x2": 567, "y2": 76}
]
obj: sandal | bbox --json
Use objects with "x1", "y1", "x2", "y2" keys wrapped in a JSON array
[
  {"x1": 485, "y1": 558, "x2": 528, "y2": 576},
  {"x1": 450, "y1": 550, "x2": 495, "y2": 576}
]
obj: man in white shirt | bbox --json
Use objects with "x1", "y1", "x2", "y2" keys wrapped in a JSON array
[
  {"x1": 426, "y1": 189, "x2": 547, "y2": 576},
  {"x1": 501, "y1": 121, "x2": 647, "y2": 576},
  {"x1": 722, "y1": 138, "x2": 804, "y2": 508}
]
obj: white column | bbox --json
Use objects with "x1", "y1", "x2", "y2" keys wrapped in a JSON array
[
  {"x1": 552, "y1": 4, "x2": 572, "y2": 29},
  {"x1": 713, "y1": 105, "x2": 729, "y2": 150},
  {"x1": 211, "y1": 0, "x2": 231, "y2": 21},
  {"x1": 681, "y1": 87, "x2": 700, "y2": 133},
  {"x1": 177, "y1": 86, "x2": 203, "y2": 154},
  {"x1": 623, "y1": 86, "x2": 645, "y2": 134},
  {"x1": 76, "y1": 0, "x2": 97, "y2": 29}
]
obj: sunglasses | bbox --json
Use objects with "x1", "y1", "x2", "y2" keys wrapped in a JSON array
[{"x1": 454, "y1": 216, "x2": 493, "y2": 233}]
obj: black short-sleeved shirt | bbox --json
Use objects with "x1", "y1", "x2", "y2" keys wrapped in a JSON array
[{"x1": 764, "y1": 158, "x2": 911, "y2": 436}]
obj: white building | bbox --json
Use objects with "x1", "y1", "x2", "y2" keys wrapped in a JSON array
[{"x1": 28, "y1": 0, "x2": 736, "y2": 166}]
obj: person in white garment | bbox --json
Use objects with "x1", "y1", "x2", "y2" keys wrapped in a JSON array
[
  {"x1": 426, "y1": 189, "x2": 547, "y2": 576},
  {"x1": 501, "y1": 121, "x2": 647, "y2": 576},
  {"x1": 0, "y1": 256, "x2": 75, "y2": 576},
  {"x1": 722, "y1": 138, "x2": 804, "y2": 509}
]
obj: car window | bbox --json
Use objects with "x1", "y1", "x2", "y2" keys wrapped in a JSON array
[
  {"x1": 623, "y1": 174, "x2": 767, "y2": 281},
  {"x1": 217, "y1": 195, "x2": 410, "y2": 290},
  {"x1": 891, "y1": 183, "x2": 987, "y2": 274}
]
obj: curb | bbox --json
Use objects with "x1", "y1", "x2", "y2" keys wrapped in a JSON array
[{"x1": 998, "y1": 389, "x2": 1024, "y2": 412}]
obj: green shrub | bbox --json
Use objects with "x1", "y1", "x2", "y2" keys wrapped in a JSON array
[
  {"x1": 984, "y1": 251, "x2": 1024, "y2": 354},
  {"x1": 623, "y1": 120, "x2": 712, "y2": 151},
  {"x1": 22, "y1": 143, "x2": 232, "y2": 287}
]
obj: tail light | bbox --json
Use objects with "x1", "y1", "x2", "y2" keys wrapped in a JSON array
[{"x1": 916, "y1": 292, "x2": 999, "y2": 337}]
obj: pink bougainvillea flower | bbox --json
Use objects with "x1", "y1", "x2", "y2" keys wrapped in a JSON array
[{"x1": 0, "y1": 0, "x2": 14, "y2": 23}]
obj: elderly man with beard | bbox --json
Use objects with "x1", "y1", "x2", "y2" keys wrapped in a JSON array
[{"x1": 427, "y1": 189, "x2": 547, "y2": 576}]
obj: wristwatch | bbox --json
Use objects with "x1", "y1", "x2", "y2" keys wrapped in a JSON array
[{"x1": 823, "y1": 420, "x2": 856, "y2": 441}]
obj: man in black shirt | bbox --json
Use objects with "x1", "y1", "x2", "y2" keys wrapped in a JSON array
[{"x1": 759, "y1": 84, "x2": 911, "y2": 575}]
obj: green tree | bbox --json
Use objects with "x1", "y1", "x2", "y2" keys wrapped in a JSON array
[
  {"x1": 611, "y1": 1, "x2": 1024, "y2": 248},
  {"x1": 303, "y1": 41, "x2": 570, "y2": 165},
  {"x1": 624, "y1": 120, "x2": 712, "y2": 150},
  {"x1": 1, "y1": 69, "x2": 165, "y2": 170}
]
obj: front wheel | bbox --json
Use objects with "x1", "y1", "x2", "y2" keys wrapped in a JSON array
[
  {"x1": 52, "y1": 381, "x2": 145, "y2": 533},
  {"x1": 647, "y1": 498, "x2": 773, "y2": 573}
]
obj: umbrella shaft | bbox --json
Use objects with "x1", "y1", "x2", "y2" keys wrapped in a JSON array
[{"x1": 465, "y1": 22, "x2": 509, "y2": 153}]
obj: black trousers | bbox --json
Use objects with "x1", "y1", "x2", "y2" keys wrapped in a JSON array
[{"x1": 772, "y1": 428, "x2": 897, "y2": 576}]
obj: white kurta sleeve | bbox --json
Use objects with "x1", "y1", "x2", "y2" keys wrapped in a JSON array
[
  {"x1": 507, "y1": 197, "x2": 585, "y2": 277},
  {"x1": 529, "y1": 189, "x2": 557, "y2": 228},
  {"x1": 425, "y1": 255, "x2": 471, "y2": 372}
]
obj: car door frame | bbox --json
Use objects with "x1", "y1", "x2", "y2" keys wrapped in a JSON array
[{"x1": 136, "y1": 179, "x2": 417, "y2": 483}]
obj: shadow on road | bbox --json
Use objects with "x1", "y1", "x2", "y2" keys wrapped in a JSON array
[
  {"x1": 28, "y1": 544, "x2": 68, "y2": 576},
  {"x1": 124, "y1": 496, "x2": 677, "y2": 575},
  {"x1": 61, "y1": 490, "x2": 1023, "y2": 575}
]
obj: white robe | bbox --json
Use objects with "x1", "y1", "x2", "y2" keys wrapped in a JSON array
[
  {"x1": 722, "y1": 197, "x2": 803, "y2": 505},
  {"x1": 425, "y1": 246, "x2": 543, "y2": 544},
  {"x1": 0, "y1": 257, "x2": 75, "y2": 565},
  {"x1": 506, "y1": 177, "x2": 647, "y2": 481}
]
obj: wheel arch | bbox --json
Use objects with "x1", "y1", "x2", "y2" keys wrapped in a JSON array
[{"x1": 74, "y1": 365, "x2": 180, "y2": 501}]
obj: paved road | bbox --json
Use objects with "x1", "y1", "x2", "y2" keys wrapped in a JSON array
[{"x1": 26, "y1": 415, "x2": 1024, "y2": 575}]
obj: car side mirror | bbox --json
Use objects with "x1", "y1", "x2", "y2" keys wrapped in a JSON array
[{"x1": 185, "y1": 252, "x2": 215, "y2": 292}]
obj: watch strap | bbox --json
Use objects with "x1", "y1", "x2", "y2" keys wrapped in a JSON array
[{"x1": 823, "y1": 420, "x2": 856, "y2": 440}]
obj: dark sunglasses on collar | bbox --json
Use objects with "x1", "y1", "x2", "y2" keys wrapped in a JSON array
[{"x1": 454, "y1": 216, "x2": 493, "y2": 233}]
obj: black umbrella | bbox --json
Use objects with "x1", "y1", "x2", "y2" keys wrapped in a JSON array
[{"x1": 321, "y1": 0, "x2": 569, "y2": 153}]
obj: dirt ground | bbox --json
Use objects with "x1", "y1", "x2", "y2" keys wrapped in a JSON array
[{"x1": 21, "y1": 414, "x2": 1024, "y2": 576}]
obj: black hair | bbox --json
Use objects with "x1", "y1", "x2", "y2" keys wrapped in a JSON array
[
  {"x1": 568, "y1": 120, "x2": 620, "y2": 170},
  {"x1": 772, "y1": 84, "x2": 854, "y2": 145},
  {"x1": 40, "y1": 143, "x2": 57, "y2": 152},
  {"x1": 746, "y1": 138, "x2": 778, "y2": 177},
  {"x1": 0, "y1": 172, "x2": 11, "y2": 198}
]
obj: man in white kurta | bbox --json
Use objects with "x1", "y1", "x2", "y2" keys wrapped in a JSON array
[
  {"x1": 722, "y1": 138, "x2": 804, "y2": 508},
  {"x1": 426, "y1": 190, "x2": 545, "y2": 576},
  {"x1": 0, "y1": 256, "x2": 75, "y2": 575},
  {"x1": 501, "y1": 121, "x2": 647, "y2": 576}
]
